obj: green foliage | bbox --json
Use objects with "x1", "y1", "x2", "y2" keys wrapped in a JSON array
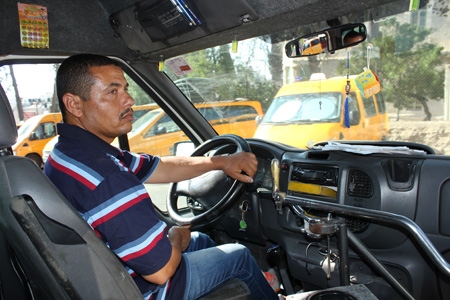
[
  {"x1": 124, "y1": 74, "x2": 155, "y2": 106},
  {"x1": 337, "y1": 18, "x2": 444, "y2": 119},
  {"x1": 166, "y1": 42, "x2": 280, "y2": 111}
]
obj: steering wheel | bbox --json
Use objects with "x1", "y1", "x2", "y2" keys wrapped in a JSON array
[{"x1": 166, "y1": 135, "x2": 251, "y2": 226}]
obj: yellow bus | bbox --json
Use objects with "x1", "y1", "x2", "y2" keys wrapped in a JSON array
[
  {"x1": 254, "y1": 75, "x2": 388, "y2": 149},
  {"x1": 43, "y1": 100, "x2": 264, "y2": 159},
  {"x1": 128, "y1": 100, "x2": 263, "y2": 156},
  {"x1": 13, "y1": 112, "x2": 62, "y2": 168}
]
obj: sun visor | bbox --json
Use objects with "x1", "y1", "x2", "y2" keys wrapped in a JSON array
[{"x1": 110, "y1": 0, "x2": 258, "y2": 55}]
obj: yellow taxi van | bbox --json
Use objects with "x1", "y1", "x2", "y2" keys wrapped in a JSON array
[
  {"x1": 131, "y1": 103, "x2": 159, "y2": 122},
  {"x1": 129, "y1": 100, "x2": 264, "y2": 156},
  {"x1": 253, "y1": 75, "x2": 388, "y2": 148},
  {"x1": 41, "y1": 105, "x2": 153, "y2": 164},
  {"x1": 13, "y1": 112, "x2": 62, "y2": 168},
  {"x1": 301, "y1": 36, "x2": 325, "y2": 55},
  {"x1": 43, "y1": 100, "x2": 263, "y2": 159}
]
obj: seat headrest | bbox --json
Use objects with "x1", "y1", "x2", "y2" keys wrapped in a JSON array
[{"x1": 0, "y1": 85, "x2": 18, "y2": 149}]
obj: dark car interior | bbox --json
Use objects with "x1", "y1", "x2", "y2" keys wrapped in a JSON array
[{"x1": 2, "y1": 0, "x2": 450, "y2": 299}]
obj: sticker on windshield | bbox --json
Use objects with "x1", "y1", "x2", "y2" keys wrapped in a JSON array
[
  {"x1": 17, "y1": 3, "x2": 49, "y2": 49},
  {"x1": 165, "y1": 56, "x2": 193, "y2": 76}
]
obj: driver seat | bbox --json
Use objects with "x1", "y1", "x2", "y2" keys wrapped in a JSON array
[
  {"x1": 0, "y1": 87, "x2": 143, "y2": 299},
  {"x1": 0, "y1": 84, "x2": 251, "y2": 299}
]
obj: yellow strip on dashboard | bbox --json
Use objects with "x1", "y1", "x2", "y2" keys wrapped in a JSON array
[{"x1": 288, "y1": 181, "x2": 337, "y2": 198}]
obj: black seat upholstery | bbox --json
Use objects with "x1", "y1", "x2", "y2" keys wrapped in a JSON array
[
  {"x1": 0, "y1": 85, "x2": 251, "y2": 299},
  {"x1": 0, "y1": 85, "x2": 143, "y2": 299}
]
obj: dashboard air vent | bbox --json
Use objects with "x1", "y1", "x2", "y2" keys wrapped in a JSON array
[
  {"x1": 306, "y1": 152, "x2": 330, "y2": 160},
  {"x1": 347, "y1": 169, "x2": 373, "y2": 198},
  {"x1": 346, "y1": 217, "x2": 370, "y2": 233}
]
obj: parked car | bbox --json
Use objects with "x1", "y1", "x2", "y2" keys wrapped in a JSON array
[
  {"x1": 128, "y1": 100, "x2": 263, "y2": 156},
  {"x1": 131, "y1": 103, "x2": 159, "y2": 122},
  {"x1": 12, "y1": 112, "x2": 62, "y2": 168},
  {"x1": 41, "y1": 104, "x2": 152, "y2": 163},
  {"x1": 1, "y1": 0, "x2": 450, "y2": 299},
  {"x1": 42, "y1": 100, "x2": 263, "y2": 160}
]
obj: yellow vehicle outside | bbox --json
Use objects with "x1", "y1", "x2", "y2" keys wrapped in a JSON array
[
  {"x1": 42, "y1": 105, "x2": 153, "y2": 163},
  {"x1": 301, "y1": 36, "x2": 323, "y2": 55},
  {"x1": 132, "y1": 103, "x2": 159, "y2": 122},
  {"x1": 128, "y1": 100, "x2": 264, "y2": 156},
  {"x1": 13, "y1": 112, "x2": 62, "y2": 168},
  {"x1": 253, "y1": 76, "x2": 388, "y2": 149}
]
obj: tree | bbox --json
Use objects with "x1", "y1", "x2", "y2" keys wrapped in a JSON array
[
  {"x1": 124, "y1": 74, "x2": 155, "y2": 106},
  {"x1": 170, "y1": 41, "x2": 280, "y2": 109},
  {"x1": 180, "y1": 46, "x2": 236, "y2": 100},
  {"x1": 8, "y1": 65, "x2": 24, "y2": 121},
  {"x1": 338, "y1": 18, "x2": 444, "y2": 121},
  {"x1": 50, "y1": 64, "x2": 59, "y2": 113}
]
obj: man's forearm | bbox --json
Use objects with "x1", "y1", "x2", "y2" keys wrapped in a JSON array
[
  {"x1": 146, "y1": 152, "x2": 257, "y2": 184},
  {"x1": 142, "y1": 226, "x2": 190, "y2": 285},
  {"x1": 147, "y1": 156, "x2": 223, "y2": 183}
]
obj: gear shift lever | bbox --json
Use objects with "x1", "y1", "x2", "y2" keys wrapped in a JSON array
[{"x1": 271, "y1": 159, "x2": 286, "y2": 213}]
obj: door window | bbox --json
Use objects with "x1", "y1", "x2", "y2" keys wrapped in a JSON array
[
  {"x1": 362, "y1": 94, "x2": 377, "y2": 117},
  {"x1": 31, "y1": 122, "x2": 56, "y2": 140}
]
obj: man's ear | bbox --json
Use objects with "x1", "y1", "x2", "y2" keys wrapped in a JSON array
[{"x1": 62, "y1": 93, "x2": 83, "y2": 118}]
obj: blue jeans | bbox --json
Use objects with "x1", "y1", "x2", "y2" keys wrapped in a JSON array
[{"x1": 182, "y1": 232, "x2": 279, "y2": 300}]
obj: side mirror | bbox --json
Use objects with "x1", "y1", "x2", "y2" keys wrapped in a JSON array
[
  {"x1": 255, "y1": 115, "x2": 262, "y2": 126},
  {"x1": 285, "y1": 23, "x2": 367, "y2": 58},
  {"x1": 349, "y1": 110, "x2": 361, "y2": 126},
  {"x1": 173, "y1": 141, "x2": 195, "y2": 156},
  {"x1": 30, "y1": 132, "x2": 38, "y2": 140},
  {"x1": 155, "y1": 126, "x2": 167, "y2": 135}
]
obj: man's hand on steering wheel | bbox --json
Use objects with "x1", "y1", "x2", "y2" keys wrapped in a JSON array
[
  {"x1": 167, "y1": 135, "x2": 257, "y2": 226},
  {"x1": 221, "y1": 152, "x2": 258, "y2": 184}
]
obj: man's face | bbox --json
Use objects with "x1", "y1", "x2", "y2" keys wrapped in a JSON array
[{"x1": 79, "y1": 65, "x2": 135, "y2": 143}]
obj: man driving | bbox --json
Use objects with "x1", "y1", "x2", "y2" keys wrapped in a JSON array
[{"x1": 44, "y1": 54, "x2": 279, "y2": 300}]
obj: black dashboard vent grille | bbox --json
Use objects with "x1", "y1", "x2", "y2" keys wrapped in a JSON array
[
  {"x1": 347, "y1": 169, "x2": 373, "y2": 198},
  {"x1": 306, "y1": 152, "x2": 330, "y2": 160},
  {"x1": 346, "y1": 217, "x2": 370, "y2": 233}
]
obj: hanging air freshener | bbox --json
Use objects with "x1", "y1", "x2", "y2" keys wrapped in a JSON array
[
  {"x1": 355, "y1": 68, "x2": 381, "y2": 98},
  {"x1": 232, "y1": 35, "x2": 238, "y2": 53},
  {"x1": 355, "y1": 44, "x2": 381, "y2": 98},
  {"x1": 343, "y1": 50, "x2": 351, "y2": 128},
  {"x1": 158, "y1": 55, "x2": 165, "y2": 72},
  {"x1": 343, "y1": 91, "x2": 350, "y2": 128}
]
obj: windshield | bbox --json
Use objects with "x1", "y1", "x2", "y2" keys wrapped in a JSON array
[
  {"x1": 164, "y1": 0, "x2": 450, "y2": 154},
  {"x1": 263, "y1": 93, "x2": 341, "y2": 123},
  {"x1": 1, "y1": 0, "x2": 448, "y2": 155}
]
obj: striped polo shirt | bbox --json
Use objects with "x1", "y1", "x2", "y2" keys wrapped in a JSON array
[{"x1": 44, "y1": 123, "x2": 186, "y2": 300}]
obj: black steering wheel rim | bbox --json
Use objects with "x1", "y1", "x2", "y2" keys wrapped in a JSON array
[{"x1": 166, "y1": 134, "x2": 251, "y2": 226}]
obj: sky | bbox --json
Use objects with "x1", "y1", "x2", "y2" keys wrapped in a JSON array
[
  {"x1": 1, "y1": 63, "x2": 57, "y2": 101},
  {"x1": 0, "y1": 63, "x2": 57, "y2": 121}
]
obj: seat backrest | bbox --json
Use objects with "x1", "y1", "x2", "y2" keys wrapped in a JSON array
[{"x1": 0, "y1": 85, "x2": 143, "y2": 299}]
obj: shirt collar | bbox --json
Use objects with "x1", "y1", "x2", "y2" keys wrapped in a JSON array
[{"x1": 56, "y1": 123, "x2": 121, "y2": 157}]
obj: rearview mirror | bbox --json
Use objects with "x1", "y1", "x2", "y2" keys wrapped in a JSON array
[{"x1": 285, "y1": 23, "x2": 367, "y2": 58}]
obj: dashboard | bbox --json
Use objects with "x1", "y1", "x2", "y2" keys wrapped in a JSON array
[
  {"x1": 223, "y1": 138, "x2": 450, "y2": 298},
  {"x1": 254, "y1": 157, "x2": 273, "y2": 190},
  {"x1": 249, "y1": 139, "x2": 427, "y2": 225}
]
